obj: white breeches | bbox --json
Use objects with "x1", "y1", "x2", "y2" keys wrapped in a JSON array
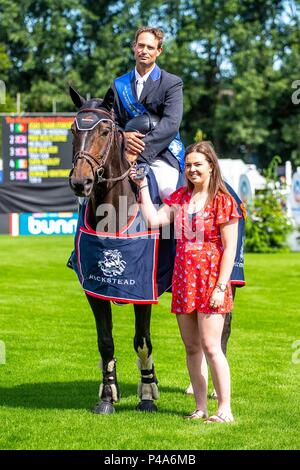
[{"x1": 149, "y1": 158, "x2": 180, "y2": 201}]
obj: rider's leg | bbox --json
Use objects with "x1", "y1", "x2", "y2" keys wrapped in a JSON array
[{"x1": 149, "y1": 158, "x2": 179, "y2": 201}]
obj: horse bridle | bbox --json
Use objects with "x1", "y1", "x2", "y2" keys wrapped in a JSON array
[{"x1": 70, "y1": 108, "x2": 133, "y2": 185}]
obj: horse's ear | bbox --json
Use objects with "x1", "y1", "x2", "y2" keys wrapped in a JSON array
[
  {"x1": 101, "y1": 87, "x2": 115, "y2": 111},
  {"x1": 69, "y1": 85, "x2": 86, "y2": 109}
]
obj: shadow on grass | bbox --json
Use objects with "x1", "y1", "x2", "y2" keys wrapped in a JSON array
[{"x1": 0, "y1": 381, "x2": 183, "y2": 413}]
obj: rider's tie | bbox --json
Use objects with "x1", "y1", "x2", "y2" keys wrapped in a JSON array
[{"x1": 136, "y1": 78, "x2": 144, "y2": 100}]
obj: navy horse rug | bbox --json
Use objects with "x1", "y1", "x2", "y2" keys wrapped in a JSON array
[{"x1": 71, "y1": 199, "x2": 168, "y2": 304}]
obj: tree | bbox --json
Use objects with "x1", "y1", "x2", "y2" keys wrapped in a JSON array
[
  {"x1": 0, "y1": 0, "x2": 81, "y2": 111},
  {"x1": 245, "y1": 157, "x2": 293, "y2": 252},
  {"x1": 158, "y1": 0, "x2": 300, "y2": 167},
  {"x1": 0, "y1": 43, "x2": 15, "y2": 112},
  {"x1": 0, "y1": 0, "x2": 299, "y2": 168}
]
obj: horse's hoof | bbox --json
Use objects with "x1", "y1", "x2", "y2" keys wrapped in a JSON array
[
  {"x1": 92, "y1": 401, "x2": 115, "y2": 414},
  {"x1": 136, "y1": 400, "x2": 158, "y2": 412}
]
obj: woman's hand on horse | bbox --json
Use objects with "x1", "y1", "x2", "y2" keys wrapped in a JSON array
[
  {"x1": 129, "y1": 167, "x2": 146, "y2": 187},
  {"x1": 125, "y1": 131, "x2": 145, "y2": 154}
]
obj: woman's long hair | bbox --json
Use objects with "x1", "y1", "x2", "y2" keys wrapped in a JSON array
[{"x1": 185, "y1": 141, "x2": 230, "y2": 202}]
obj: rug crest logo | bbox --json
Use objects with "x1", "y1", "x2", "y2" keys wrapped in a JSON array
[{"x1": 98, "y1": 249, "x2": 126, "y2": 277}]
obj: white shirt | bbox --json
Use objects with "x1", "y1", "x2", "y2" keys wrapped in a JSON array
[{"x1": 134, "y1": 65, "x2": 155, "y2": 100}]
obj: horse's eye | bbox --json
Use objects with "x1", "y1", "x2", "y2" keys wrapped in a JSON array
[{"x1": 100, "y1": 129, "x2": 110, "y2": 137}]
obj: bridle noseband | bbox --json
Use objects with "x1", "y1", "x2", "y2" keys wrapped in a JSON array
[{"x1": 70, "y1": 107, "x2": 133, "y2": 185}]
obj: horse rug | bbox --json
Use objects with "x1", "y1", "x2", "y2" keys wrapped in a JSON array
[{"x1": 71, "y1": 200, "x2": 160, "y2": 304}]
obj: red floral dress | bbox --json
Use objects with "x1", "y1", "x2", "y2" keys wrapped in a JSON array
[{"x1": 164, "y1": 187, "x2": 241, "y2": 315}]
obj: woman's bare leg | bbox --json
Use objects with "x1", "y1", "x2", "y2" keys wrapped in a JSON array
[
  {"x1": 177, "y1": 312, "x2": 208, "y2": 414},
  {"x1": 198, "y1": 313, "x2": 232, "y2": 417}
]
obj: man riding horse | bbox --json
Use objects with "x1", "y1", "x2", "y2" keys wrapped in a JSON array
[{"x1": 104, "y1": 26, "x2": 184, "y2": 201}]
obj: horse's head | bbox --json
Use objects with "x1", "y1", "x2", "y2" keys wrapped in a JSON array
[{"x1": 69, "y1": 86, "x2": 119, "y2": 197}]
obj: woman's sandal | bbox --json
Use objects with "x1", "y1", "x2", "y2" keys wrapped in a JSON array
[
  {"x1": 185, "y1": 409, "x2": 208, "y2": 420},
  {"x1": 204, "y1": 412, "x2": 234, "y2": 424}
]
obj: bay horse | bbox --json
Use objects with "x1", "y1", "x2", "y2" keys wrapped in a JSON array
[{"x1": 68, "y1": 86, "x2": 160, "y2": 414}]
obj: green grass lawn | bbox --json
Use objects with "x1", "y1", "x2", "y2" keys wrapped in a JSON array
[{"x1": 0, "y1": 235, "x2": 299, "y2": 450}]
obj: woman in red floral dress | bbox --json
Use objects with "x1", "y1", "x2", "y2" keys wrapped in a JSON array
[{"x1": 130, "y1": 141, "x2": 240, "y2": 424}]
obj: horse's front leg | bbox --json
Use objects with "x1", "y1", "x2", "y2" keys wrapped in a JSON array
[
  {"x1": 134, "y1": 304, "x2": 159, "y2": 412},
  {"x1": 86, "y1": 294, "x2": 120, "y2": 414}
]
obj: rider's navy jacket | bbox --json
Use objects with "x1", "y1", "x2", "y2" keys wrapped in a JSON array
[{"x1": 105, "y1": 67, "x2": 183, "y2": 170}]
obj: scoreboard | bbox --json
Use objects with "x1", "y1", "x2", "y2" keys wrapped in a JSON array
[{"x1": 1, "y1": 115, "x2": 74, "y2": 184}]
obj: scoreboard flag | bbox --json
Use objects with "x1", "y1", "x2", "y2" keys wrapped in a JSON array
[
  {"x1": 15, "y1": 159, "x2": 28, "y2": 169},
  {"x1": 2, "y1": 115, "x2": 74, "y2": 184},
  {"x1": 0, "y1": 115, "x2": 77, "y2": 213}
]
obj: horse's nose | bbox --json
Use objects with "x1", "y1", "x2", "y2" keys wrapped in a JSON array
[{"x1": 70, "y1": 177, "x2": 93, "y2": 196}]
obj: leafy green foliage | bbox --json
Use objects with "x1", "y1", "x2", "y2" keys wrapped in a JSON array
[
  {"x1": 245, "y1": 190, "x2": 292, "y2": 252},
  {"x1": 0, "y1": 0, "x2": 299, "y2": 166},
  {"x1": 245, "y1": 156, "x2": 293, "y2": 252},
  {"x1": 0, "y1": 43, "x2": 15, "y2": 113}
]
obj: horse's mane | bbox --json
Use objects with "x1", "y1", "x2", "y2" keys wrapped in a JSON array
[{"x1": 80, "y1": 98, "x2": 112, "y2": 114}]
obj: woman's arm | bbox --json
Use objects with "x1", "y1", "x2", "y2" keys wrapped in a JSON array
[
  {"x1": 209, "y1": 218, "x2": 239, "y2": 308},
  {"x1": 218, "y1": 218, "x2": 239, "y2": 285},
  {"x1": 129, "y1": 168, "x2": 174, "y2": 228}
]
